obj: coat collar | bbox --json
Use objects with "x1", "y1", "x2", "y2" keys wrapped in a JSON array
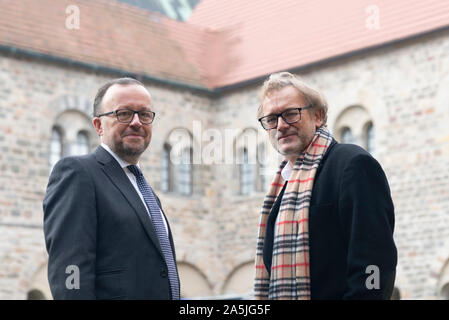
[{"x1": 314, "y1": 138, "x2": 338, "y2": 178}]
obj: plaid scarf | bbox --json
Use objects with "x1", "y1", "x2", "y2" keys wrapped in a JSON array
[{"x1": 254, "y1": 127, "x2": 333, "y2": 300}]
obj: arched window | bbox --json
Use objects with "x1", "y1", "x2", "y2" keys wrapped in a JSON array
[
  {"x1": 334, "y1": 105, "x2": 374, "y2": 152},
  {"x1": 49, "y1": 127, "x2": 63, "y2": 171},
  {"x1": 165, "y1": 128, "x2": 194, "y2": 196},
  {"x1": 235, "y1": 128, "x2": 258, "y2": 195},
  {"x1": 178, "y1": 147, "x2": 193, "y2": 195},
  {"x1": 161, "y1": 143, "x2": 172, "y2": 192},
  {"x1": 341, "y1": 127, "x2": 355, "y2": 144},
  {"x1": 50, "y1": 110, "x2": 95, "y2": 172},
  {"x1": 240, "y1": 148, "x2": 255, "y2": 195},
  {"x1": 365, "y1": 122, "x2": 375, "y2": 154},
  {"x1": 257, "y1": 143, "x2": 268, "y2": 192},
  {"x1": 70, "y1": 131, "x2": 89, "y2": 156}
]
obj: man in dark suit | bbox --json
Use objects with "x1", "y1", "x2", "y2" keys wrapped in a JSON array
[
  {"x1": 43, "y1": 78, "x2": 180, "y2": 299},
  {"x1": 254, "y1": 72, "x2": 397, "y2": 300}
]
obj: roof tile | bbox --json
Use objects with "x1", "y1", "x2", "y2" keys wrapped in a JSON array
[{"x1": 1, "y1": 0, "x2": 448, "y2": 89}]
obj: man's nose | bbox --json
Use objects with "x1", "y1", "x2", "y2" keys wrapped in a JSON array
[
  {"x1": 129, "y1": 113, "x2": 142, "y2": 126},
  {"x1": 276, "y1": 116, "x2": 290, "y2": 131}
]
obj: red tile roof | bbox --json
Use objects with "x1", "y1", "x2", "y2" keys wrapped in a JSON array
[
  {"x1": 1, "y1": 0, "x2": 448, "y2": 90},
  {"x1": 0, "y1": 0, "x2": 205, "y2": 88},
  {"x1": 189, "y1": 0, "x2": 449, "y2": 88}
]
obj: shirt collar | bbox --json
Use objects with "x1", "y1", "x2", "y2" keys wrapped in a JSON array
[
  {"x1": 281, "y1": 161, "x2": 293, "y2": 181},
  {"x1": 100, "y1": 143, "x2": 140, "y2": 169}
]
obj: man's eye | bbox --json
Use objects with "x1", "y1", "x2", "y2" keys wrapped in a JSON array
[
  {"x1": 119, "y1": 111, "x2": 133, "y2": 116},
  {"x1": 285, "y1": 112, "x2": 296, "y2": 118}
]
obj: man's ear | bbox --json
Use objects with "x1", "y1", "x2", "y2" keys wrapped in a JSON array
[
  {"x1": 92, "y1": 117, "x2": 103, "y2": 136},
  {"x1": 314, "y1": 109, "x2": 324, "y2": 128}
]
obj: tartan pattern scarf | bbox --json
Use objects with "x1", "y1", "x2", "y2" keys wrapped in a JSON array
[{"x1": 254, "y1": 127, "x2": 333, "y2": 300}]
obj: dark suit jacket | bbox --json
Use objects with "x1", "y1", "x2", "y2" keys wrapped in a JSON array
[
  {"x1": 43, "y1": 146, "x2": 179, "y2": 299},
  {"x1": 263, "y1": 139, "x2": 397, "y2": 299}
]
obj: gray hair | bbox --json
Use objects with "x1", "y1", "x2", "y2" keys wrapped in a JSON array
[{"x1": 258, "y1": 72, "x2": 328, "y2": 126}]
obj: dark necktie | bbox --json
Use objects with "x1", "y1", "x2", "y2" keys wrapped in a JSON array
[{"x1": 127, "y1": 165, "x2": 180, "y2": 300}]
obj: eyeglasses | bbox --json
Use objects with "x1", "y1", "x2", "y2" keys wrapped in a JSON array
[
  {"x1": 97, "y1": 109, "x2": 156, "y2": 124},
  {"x1": 258, "y1": 105, "x2": 312, "y2": 130}
]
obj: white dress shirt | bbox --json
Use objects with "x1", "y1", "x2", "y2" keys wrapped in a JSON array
[
  {"x1": 281, "y1": 161, "x2": 293, "y2": 181},
  {"x1": 101, "y1": 143, "x2": 169, "y2": 236},
  {"x1": 274, "y1": 161, "x2": 293, "y2": 230}
]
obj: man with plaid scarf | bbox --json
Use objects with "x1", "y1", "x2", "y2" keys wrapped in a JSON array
[{"x1": 254, "y1": 72, "x2": 397, "y2": 300}]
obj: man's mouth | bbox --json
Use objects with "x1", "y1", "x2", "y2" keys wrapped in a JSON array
[
  {"x1": 124, "y1": 133, "x2": 144, "y2": 138},
  {"x1": 278, "y1": 134, "x2": 295, "y2": 141}
]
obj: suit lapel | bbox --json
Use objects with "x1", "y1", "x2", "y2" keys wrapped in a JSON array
[{"x1": 94, "y1": 146, "x2": 164, "y2": 257}]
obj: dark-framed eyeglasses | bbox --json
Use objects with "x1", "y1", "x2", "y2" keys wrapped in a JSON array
[
  {"x1": 258, "y1": 105, "x2": 312, "y2": 130},
  {"x1": 97, "y1": 109, "x2": 156, "y2": 124}
]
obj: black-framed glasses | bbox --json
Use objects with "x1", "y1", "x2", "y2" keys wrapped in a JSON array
[
  {"x1": 97, "y1": 109, "x2": 156, "y2": 124},
  {"x1": 258, "y1": 105, "x2": 312, "y2": 130}
]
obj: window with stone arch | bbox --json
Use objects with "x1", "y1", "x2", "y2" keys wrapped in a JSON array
[
  {"x1": 178, "y1": 146, "x2": 193, "y2": 195},
  {"x1": 161, "y1": 143, "x2": 173, "y2": 193},
  {"x1": 235, "y1": 128, "x2": 262, "y2": 195},
  {"x1": 163, "y1": 128, "x2": 194, "y2": 196},
  {"x1": 364, "y1": 121, "x2": 375, "y2": 154},
  {"x1": 71, "y1": 130, "x2": 90, "y2": 156},
  {"x1": 340, "y1": 127, "x2": 355, "y2": 144},
  {"x1": 49, "y1": 126, "x2": 63, "y2": 172},
  {"x1": 50, "y1": 110, "x2": 95, "y2": 172},
  {"x1": 334, "y1": 105, "x2": 375, "y2": 154},
  {"x1": 239, "y1": 147, "x2": 254, "y2": 195},
  {"x1": 257, "y1": 142, "x2": 269, "y2": 192}
]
